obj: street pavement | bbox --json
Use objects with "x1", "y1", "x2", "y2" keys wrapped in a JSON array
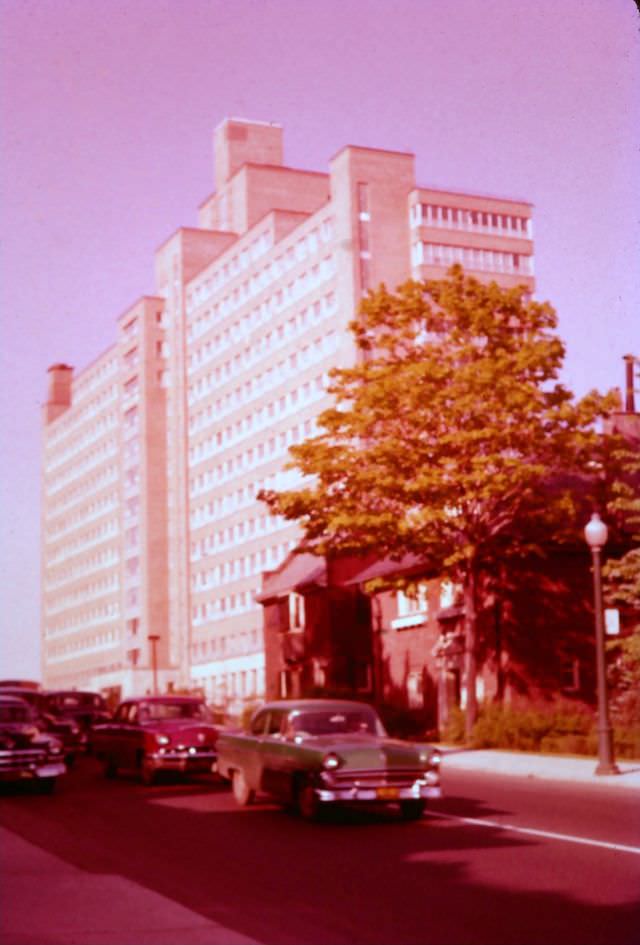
[{"x1": 1, "y1": 748, "x2": 638, "y2": 945}]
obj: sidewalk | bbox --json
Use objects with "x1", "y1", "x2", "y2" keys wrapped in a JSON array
[
  {"x1": 0, "y1": 827, "x2": 261, "y2": 945},
  {"x1": 440, "y1": 746, "x2": 640, "y2": 789}
]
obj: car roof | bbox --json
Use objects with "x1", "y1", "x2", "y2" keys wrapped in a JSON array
[
  {"x1": 0, "y1": 694, "x2": 32, "y2": 706},
  {"x1": 45, "y1": 689, "x2": 103, "y2": 697},
  {"x1": 0, "y1": 688, "x2": 41, "y2": 701},
  {"x1": 256, "y1": 699, "x2": 376, "y2": 713},
  {"x1": 122, "y1": 695, "x2": 204, "y2": 703}
]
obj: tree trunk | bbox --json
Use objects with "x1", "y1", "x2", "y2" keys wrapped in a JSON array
[{"x1": 463, "y1": 566, "x2": 478, "y2": 741}]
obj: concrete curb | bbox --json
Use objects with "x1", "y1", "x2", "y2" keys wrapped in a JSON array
[{"x1": 439, "y1": 746, "x2": 640, "y2": 789}]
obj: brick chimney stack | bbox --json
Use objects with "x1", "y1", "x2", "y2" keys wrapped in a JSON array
[{"x1": 44, "y1": 363, "x2": 73, "y2": 423}]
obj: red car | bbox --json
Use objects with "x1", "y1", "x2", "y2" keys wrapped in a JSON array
[{"x1": 92, "y1": 696, "x2": 219, "y2": 785}]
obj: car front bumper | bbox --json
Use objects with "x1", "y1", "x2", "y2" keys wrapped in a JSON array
[
  {"x1": 0, "y1": 761, "x2": 66, "y2": 782},
  {"x1": 146, "y1": 749, "x2": 217, "y2": 774},
  {"x1": 316, "y1": 776, "x2": 442, "y2": 804}
]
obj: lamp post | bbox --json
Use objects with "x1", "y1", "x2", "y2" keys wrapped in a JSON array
[
  {"x1": 148, "y1": 634, "x2": 160, "y2": 696},
  {"x1": 584, "y1": 513, "x2": 619, "y2": 776}
]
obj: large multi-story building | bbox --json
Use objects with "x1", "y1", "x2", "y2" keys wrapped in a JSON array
[{"x1": 41, "y1": 117, "x2": 534, "y2": 708}]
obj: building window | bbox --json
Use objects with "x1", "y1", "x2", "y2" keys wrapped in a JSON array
[
  {"x1": 288, "y1": 593, "x2": 305, "y2": 631},
  {"x1": 392, "y1": 583, "x2": 429, "y2": 629}
]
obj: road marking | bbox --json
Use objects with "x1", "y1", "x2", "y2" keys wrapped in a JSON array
[{"x1": 425, "y1": 811, "x2": 640, "y2": 856}]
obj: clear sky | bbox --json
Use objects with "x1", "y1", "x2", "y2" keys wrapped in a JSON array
[{"x1": 1, "y1": 0, "x2": 638, "y2": 679}]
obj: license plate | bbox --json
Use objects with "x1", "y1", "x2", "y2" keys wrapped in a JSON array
[{"x1": 377, "y1": 786, "x2": 399, "y2": 800}]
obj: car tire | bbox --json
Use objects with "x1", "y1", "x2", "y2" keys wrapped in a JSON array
[
  {"x1": 103, "y1": 754, "x2": 117, "y2": 779},
  {"x1": 232, "y1": 768, "x2": 255, "y2": 806},
  {"x1": 296, "y1": 779, "x2": 321, "y2": 822},
  {"x1": 37, "y1": 777, "x2": 56, "y2": 795},
  {"x1": 400, "y1": 800, "x2": 425, "y2": 821},
  {"x1": 140, "y1": 760, "x2": 157, "y2": 787}
]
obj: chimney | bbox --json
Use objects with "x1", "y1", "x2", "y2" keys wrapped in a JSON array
[
  {"x1": 44, "y1": 363, "x2": 73, "y2": 423},
  {"x1": 213, "y1": 118, "x2": 283, "y2": 189},
  {"x1": 623, "y1": 354, "x2": 637, "y2": 414}
]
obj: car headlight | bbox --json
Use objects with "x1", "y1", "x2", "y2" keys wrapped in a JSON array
[
  {"x1": 429, "y1": 751, "x2": 441, "y2": 767},
  {"x1": 155, "y1": 734, "x2": 170, "y2": 746},
  {"x1": 49, "y1": 744, "x2": 63, "y2": 755},
  {"x1": 321, "y1": 752, "x2": 343, "y2": 771}
]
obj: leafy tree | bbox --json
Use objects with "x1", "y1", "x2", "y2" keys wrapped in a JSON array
[
  {"x1": 604, "y1": 440, "x2": 640, "y2": 721},
  {"x1": 260, "y1": 268, "x2": 618, "y2": 738}
]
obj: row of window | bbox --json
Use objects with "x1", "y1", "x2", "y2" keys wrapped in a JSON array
[
  {"x1": 189, "y1": 383, "x2": 322, "y2": 471},
  {"x1": 46, "y1": 410, "x2": 119, "y2": 474},
  {"x1": 188, "y1": 252, "x2": 335, "y2": 346},
  {"x1": 192, "y1": 530, "x2": 296, "y2": 588},
  {"x1": 46, "y1": 519, "x2": 119, "y2": 565},
  {"x1": 190, "y1": 428, "x2": 313, "y2": 529},
  {"x1": 45, "y1": 602, "x2": 120, "y2": 636},
  {"x1": 186, "y1": 219, "x2": 333, "y2": 319},
  {"x1": 410, "y1": 202, "x2": 532, "y2": 236},
  {"x1": 186, "y1": 228, "x2": 274, "y2": 314},
  {"x1": 45, "y1": 492, "x2": 119, "y2": 542},
  {"x1": 44, "y1": 574, "x2": 120, "y2": 618},
  {"x1": 195, "y1": 668, "x2": 264, "y2": 703},
  {"x1": 187, "y1": 291, "x2": 337, "y2": 409},
  {"x1": 412, "y1": 242, "x2": 534, "y2": 276},
  {"x1": 45, "y1": 466, "x2": 119, "y2": 522},
  {"x1": 188, "y1": 288, "x2": 336, "y2": 389},
  {"x1": 43, "y1": 548, "x2": 120, "y2": 592},
  {"x1": 46, "y1": 375, "x2": 118, "y2": 450},
  {"x1": 46, "y1": 438, "x2": 119, "y2": 497},
  {"x1": 192, "y1": 630, "x2": 260, "y2": 661},
  {"x1": 45, "y1": 629, "x2": 119, "y2": 661}
]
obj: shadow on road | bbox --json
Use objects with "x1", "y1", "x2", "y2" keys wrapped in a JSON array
[{"x1": 1, "y1": 756, "x2": 638, "y2": 945}]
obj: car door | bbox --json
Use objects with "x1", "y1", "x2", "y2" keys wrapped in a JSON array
[
  {"x1": 109, "y1": 702, "x2": 139, "y2": 769},
  {"x1": 260, "y1": 709, "x2": 295, "y2": 800}
]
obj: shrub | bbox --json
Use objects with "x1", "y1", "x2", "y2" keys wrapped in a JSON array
[{"x1": 440, "y1": 701, "x2": 639, "y2": 759}]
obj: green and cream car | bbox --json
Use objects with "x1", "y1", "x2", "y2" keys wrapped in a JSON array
[{"x1": 216, "y1": 699, "x2": 441, "y2": 821}]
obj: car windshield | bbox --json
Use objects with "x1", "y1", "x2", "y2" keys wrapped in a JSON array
[
  {"x1": 290, "y1": 708, "x2": 386, "y2": 737},
  {"x1": 139, "y1": 701, "x2": 211, "y2": 722},
  {"x1": 0, "y1": 705, "x2": 31, "y2": 723},
  {"x1": 51, "y1": 693, "x2": 105, "y2": 710}
]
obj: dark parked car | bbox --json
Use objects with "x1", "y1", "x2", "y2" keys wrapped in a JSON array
[
  {"x1": 216, "y1": 698, "x2": 442, "y2": 821},
  {"x1": 0, "y1": 695, "x2": 66, "y2": 792},
  {"x1": 0, "y1": 687, "x2": 87, "y2": 763},
  {"x1": 92, "y1": 695, "x2": 220, "y2": 785},
  {"x1": 42, "y1": 690, "x2": 111, "y2": 748}
]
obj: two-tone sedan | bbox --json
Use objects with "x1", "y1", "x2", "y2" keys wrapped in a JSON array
[
  {"x1": 216, "y1": 699, "x2": 441, "y2": 821},
  {"x1": 92, "y1": 695, "x2": 219, "y2": 785}
]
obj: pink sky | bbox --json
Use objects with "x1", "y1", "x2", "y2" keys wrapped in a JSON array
[{"x1": 1, "y1": 0, "x2": 638, "y2": 678}]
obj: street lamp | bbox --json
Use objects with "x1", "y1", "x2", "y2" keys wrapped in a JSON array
[
  {"x1": 584, "y1": 513, "x2": 619, "y2": 776},
  {"x1": 148, "y1": 634, "x2": 160, "y2": 696}
]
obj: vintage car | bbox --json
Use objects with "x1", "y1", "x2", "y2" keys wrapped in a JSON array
[
  {"x1": 0, "y1": 695, "x2": 67, "y2": 792},
  {"x1": 92, "y1": 695, "x2": 219, "y2": 785},
  {"x1": 0, "y1": 686, "x2": 87, "y2": 763},
  {"x1": 42, "y1": 690, "x2": 111, "y2": 749},
  {"x1": 216, "y1": 699, "x2": 442, "y2": 821}
]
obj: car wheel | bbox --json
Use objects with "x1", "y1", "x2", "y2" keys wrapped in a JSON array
[
  {"x1": 296, "y1": 779, "x2": 321, "y2": 822},
  {"x1": 232, "y1": 768, "x2": 255, "y2": 806},
  {"x1": 37, "y1": 777, "x2": 56, "y2": 795},
  {"x1": 140, "y1": 758, "x2": 158, "y2": 786},
  {"x1": 400, "y1": 800, "x2": 425, "y2": 821},
  {"x1": 103, "y1": 754, "x2": 117, "y2": 779}
]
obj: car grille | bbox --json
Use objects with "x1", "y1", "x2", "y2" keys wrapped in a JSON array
[
  {"x1": 0, "y1": 747, "x2": 48, "y2": 771},
  {"x1": 331, "y1": 767, "x2": 428, "y2": 788}
]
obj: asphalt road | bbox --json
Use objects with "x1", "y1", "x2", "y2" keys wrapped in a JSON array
[{"x1": 1, "y1": 758, "x2": 638, "y2": 945}]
